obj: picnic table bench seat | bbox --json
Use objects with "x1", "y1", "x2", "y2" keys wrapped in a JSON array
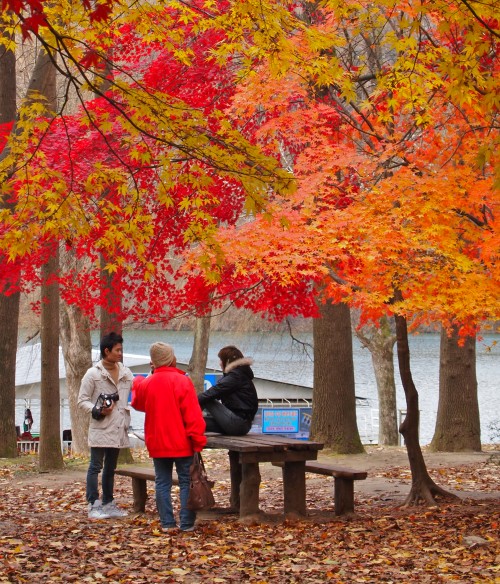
[
  {"x1": 115, "y1": 466, "x2": 178, "y2": 513},
  {"x1": 272, "y1": 460, "x2": 368, "y2": 515}
]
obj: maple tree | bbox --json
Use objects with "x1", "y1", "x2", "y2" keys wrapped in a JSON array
[
  {"x1": 0, "y1": 0, "x2": 497, "y2": 495},
  {"x1": 184, "y1": 0, "x2": 499, "y2": 504}
]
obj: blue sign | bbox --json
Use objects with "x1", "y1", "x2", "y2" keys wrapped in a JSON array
[
  {"x1": 204, "y1": 374, "x2": 218, "y2": 391},
  {"x1": 262, "y1": 408, "x2": 300, "y2": 433}
]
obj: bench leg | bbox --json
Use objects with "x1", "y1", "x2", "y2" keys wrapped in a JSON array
[
  {"x1": 131, "y1": 477, "x2": 148, "y2": 513},
  {"x1": 240, "y1": 462, "x2": 261, "y2": 516},
  {"x1": 334, "y1": 477, "x2": 354, "y2": 515},
  {"x1": 228, "y1": 451, "x2": 241, "y2": 511},
  {"x1": 282, "y1": 461, "x2": 307, "y2": 517}
]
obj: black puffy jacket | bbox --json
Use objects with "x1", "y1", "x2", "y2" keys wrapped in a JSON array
[{"x1": 198, "y1": 358, "x2": 258, "y2": 421}]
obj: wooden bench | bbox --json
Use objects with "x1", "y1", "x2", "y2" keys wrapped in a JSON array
[
  {"x1": 272, "y1": 460, "x2": 367, "y2": 515},
  {"x1": 115, "y1": 466, "x2": 177, "y2": 513}
]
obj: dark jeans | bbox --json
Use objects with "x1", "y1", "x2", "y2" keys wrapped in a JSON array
[
  {"x1": 153, "y1": 456, "x2": 195, "y2": 530},
  {"x1": 203, "y1": 401, "x2": 252, "y2": 435},
  {"x1": 86, "y1": 447, "x2": 120, "y2": 505}
]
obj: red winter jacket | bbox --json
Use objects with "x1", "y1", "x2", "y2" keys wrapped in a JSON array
[{"x1": 131, "y1": 366, "x2": 207, "y2": 458}]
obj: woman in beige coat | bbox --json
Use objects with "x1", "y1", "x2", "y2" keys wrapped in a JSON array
[{"x1": 78, "y1": 332, "x2": 133, "y2": 519}]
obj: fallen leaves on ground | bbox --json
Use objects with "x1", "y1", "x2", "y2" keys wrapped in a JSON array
[{"x1": 0, "y1": 451, "x2": 498, "y2": 583}]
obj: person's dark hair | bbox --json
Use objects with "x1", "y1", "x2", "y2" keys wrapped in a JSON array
[
  {"x1": 217, "y1": 345, "x2": 244, "y2": 370},
  {"x1": 100, "y1": 331, "x2": 124, "y2": 358}
]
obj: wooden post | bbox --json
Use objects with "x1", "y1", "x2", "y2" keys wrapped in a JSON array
[
  {"x1": 228, "y1": 450, "x2": 241, "y2": 511},
  {"x1": 240, "y1": 462, "x2": 261, "y2": 516},
  {"x1": 334, "y1": 477, "x2": 354, "y2": 515},
  {"x1": 282, "y1": 461, "x2": 307, "y2": 516},
  {"x1": 132, "y1": 477, "x2": 148, "y2": 513}
]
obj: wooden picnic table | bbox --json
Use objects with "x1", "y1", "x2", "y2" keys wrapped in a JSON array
[{"x1": 205, "y1": 433, "x2": 324, "y2": 518}]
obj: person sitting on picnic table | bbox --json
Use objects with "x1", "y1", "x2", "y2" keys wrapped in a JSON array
[{"x1": 198, "y1": 345, "x2": 258, "y2": 436}]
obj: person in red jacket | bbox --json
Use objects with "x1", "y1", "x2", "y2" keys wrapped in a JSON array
[{"x1": 132, "y1": 342, "x2": 206, "y2": 532}]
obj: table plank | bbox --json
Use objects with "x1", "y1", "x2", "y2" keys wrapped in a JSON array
[{"x1": 205, "y1": 434, "x2": 323, "y2": 453}]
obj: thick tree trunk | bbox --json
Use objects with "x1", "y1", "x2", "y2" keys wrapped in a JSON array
[
  {"x1": 0, "y1": 25, "x2": 20, "y2": 458},
  {"x1": 394, "y1": 305, "x2": 455, "y2": 505},
  {"x1": 356, "y1": 316, "x2": 399, "y2": 445},
  {"x1": 311, "y1": 300, "x2": 364, "y2": 453},
  {"x1": 187, "y1": 315, "x2": 211, "y2": 392},
  {"x1": 429, "y1": 326, "x2": 481, "y2": 452},
  {"x1": 60, "y1": 300, "x2": 92, "y2": 455},
  {"x1": 39, "y1": 246, "x2": 64, "y2": 471}
]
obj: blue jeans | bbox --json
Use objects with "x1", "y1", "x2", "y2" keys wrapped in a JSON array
[
  {"x1": 86, "y1": 447, "x2": 120, "y2": 505},
  {"x1": 203, "y1": 400, "x2": 252, "y2": 435},
  {"x1": 153, "y1": 456, "x2": 195, "y2": 530}
]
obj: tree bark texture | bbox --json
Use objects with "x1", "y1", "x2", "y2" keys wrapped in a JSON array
[
  {"x1": 356, "y1": 317, "x2": 399, "y2": 445},
  {"x1": 39, "y1": 246, "x2": 64, "y2": 471},
  {"x1": 37, "y1": 48, "x2": 63, "y2": 471},
  {"x1": 0, "y1": 291, "x2": 20, "y2": 457},
  {"x1": 187, "y1": 315, "x2": 211, "y2": 392},
  {"x1": 310, "y1": 300, "x2": 364, "y2": 453},
  {"x1": 394, "y1": 303, "x2": 455, "y2": 506},
  {"x1": 430, "y1": 326, "x2": 481, "y2": 452},
  {"x1": 60, "y1": 299, "x2": 92, "y2": 455},
  {"x1": 0, "y1": 26, "x2": 19, "y2": 458}
]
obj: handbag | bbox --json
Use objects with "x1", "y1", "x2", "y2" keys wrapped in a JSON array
[{"x1": 186, "y1": 452, "x2": 216, "y2": 511}]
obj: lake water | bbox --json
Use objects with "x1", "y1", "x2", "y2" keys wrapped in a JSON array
[{"x1": 16, "y1": 330, "x2": 500, "y2": 445}]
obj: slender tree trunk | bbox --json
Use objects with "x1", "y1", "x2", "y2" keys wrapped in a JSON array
[
  {"x1": 98, "y1": 64, "x2": 122, "y2": 340},
  {"x1": 39, "y1": 245, "x2": 64, "y2": 470},
  {"x1": 36, "y1": 46, "x2": 64, "y2": 471},
  {"x1": 0, "y1": 291, "x2": 20, "y2": 458},
  {"x1": 311, "y1": 300, "x2": 364, "y2": 453},
  {"x1": 100, "y1": 258, "x2": 123, "y2": 336},
  {"x1": 429, "y1": 326, "x2": 481, "y2": 452},
  {"x1": 0, "y1": 23, "x2": 20, "y2": 458},
  {"x1": 187, "y1": 315, "x2": 211, "y2": 392},
  {"x1": 355, "y1": 316, "x2": 399, "y2": 445},
  {"x1": 394, "y1": 296, "x2": 456, "y2": 505},
  {"x1": 60, "y1": 300, "x2": 92, "y2": 454}
]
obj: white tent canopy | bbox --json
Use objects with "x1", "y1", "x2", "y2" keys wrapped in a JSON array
[{"x1": 15, "y1": 344, "x2": 151, "y2": 401}]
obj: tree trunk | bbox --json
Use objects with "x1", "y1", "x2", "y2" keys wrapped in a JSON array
[
  {"x1": 0, "y1": 291, "x2": 20, "y2": 458},
  {"x1": 0, "y1": 25, "x2": 20, "y2": 458},
  {"x1": 394, "y1": 300, "x2": 455, "y2": 505},
  {"x1": 355, "y1": 316, "x2": 399, "y2": 445},
  {"x1": 39, "y1": 245, "x2": 64, "y2": 471},
  {"x1": 37, "y1": 46, "x2": 63, "y2": 471},
  {"x1": 100, "y1": 257, "x2": 123, "y2": 336},
  {"x1": 429, "y1": 326, "x2": 481, "y2": 452},
  {"x1": 187, "y1": 315, "x2": 211, "y2": 392},
  {"x1": 311, "y1": 300, "x2": 364, "y2": 453},
  {"x1": 60, "y1": 300, "x2": 92, "y2": 455}
]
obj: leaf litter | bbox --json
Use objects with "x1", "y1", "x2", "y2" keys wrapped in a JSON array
[{"x1": 0, "y1": 448, "x2": 498, "y2": 583}]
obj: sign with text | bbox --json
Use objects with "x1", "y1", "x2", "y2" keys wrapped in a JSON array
[{"x1": 261, "y1": 408, "x2": 300, "y2": 433}]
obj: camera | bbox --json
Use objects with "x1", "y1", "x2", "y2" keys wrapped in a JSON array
[
  {"x1": 101, "y1": 392, "x2": 119, "y2": 408},
  {"x1": 92, "y1": 392, "x2": 119, "y2": 420}
]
